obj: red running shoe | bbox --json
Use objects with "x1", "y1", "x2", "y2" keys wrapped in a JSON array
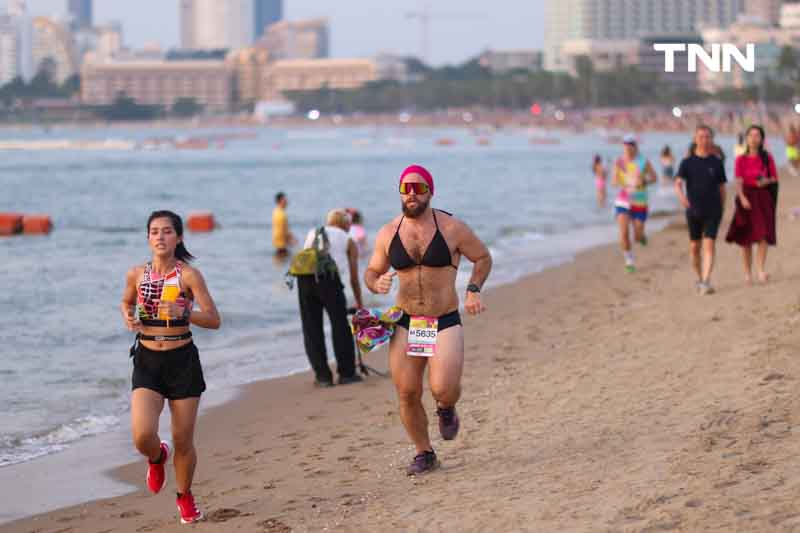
[
  {"x1": 146, "y1": 441, "x2": 169, "y2": 494},
  {"x1": 176, "y1": 491, "x2": 204, "y2": 524}
]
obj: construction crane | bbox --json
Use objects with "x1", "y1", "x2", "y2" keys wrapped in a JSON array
[{"x1": 405, "y1": 3, "x2": 482, "y2": 64}]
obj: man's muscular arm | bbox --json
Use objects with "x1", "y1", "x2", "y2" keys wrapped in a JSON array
[
  {"x1": 455, "y1": 220, "x2": 491, "y2": 315},
  {"x1": 365, "y1": 224, "x2": 396, "y2": 294}
]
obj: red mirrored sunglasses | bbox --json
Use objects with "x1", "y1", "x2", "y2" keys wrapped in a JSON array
[{"x1": 399, "y1": 182, "x2": 430, "y2": 195}]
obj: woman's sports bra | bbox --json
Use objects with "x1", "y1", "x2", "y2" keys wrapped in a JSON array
[
  {"x1": 136, "y1": 261, "x2": 191, "y2": 327},
  {"x1": 389, "y1": 210, "x2": 457, "y2": 270}
]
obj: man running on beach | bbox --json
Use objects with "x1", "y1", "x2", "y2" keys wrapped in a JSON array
[
  {"x1": 365, "y1": 165, "x2": 492, "y2": 475},
  {"x1": 675, "y1": 125, "x2": 727, "y2": 295},
  {"x1": 613, "y1": 134, "x2": 658, "y2": 273}
]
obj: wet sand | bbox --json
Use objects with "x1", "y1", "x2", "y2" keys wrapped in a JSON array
[{"x1": 5, "y1": 168, "x2": 800, "y2": 532}]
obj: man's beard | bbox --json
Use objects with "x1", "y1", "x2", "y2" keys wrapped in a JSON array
[{"x1": 402, "y1": 197, "x2": 429, "y2": 218}]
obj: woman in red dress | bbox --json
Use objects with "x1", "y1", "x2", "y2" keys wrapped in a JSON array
[{"x1": 725, "y1": 125, "x2": 778, "y2": 284}]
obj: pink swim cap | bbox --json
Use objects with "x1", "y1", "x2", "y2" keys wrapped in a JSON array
[{"x1": 399, "y1": 165, "x2": 434, "y2": 196}]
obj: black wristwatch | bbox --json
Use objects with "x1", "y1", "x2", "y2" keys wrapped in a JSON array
[{"x1": 466, "y1": 283, "x2": 481, "y2": 293}]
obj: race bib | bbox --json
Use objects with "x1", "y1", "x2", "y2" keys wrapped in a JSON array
[{"x1": 407, "y1": 316, "x2": 438, "y2": 357}]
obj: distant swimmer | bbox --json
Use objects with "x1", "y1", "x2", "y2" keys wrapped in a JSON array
[
  {"x1": 660, "y1": 145, "x2": 675, "y2": 184},
  {"x1": 365, "y1": 165, "x2": 492, "y2": 475},
  {"x1": 613, "y1": 134, "x2": 658, "y2": 273},
  {"x1": 675, "y1": 126, "x2": 727, "y2": 295},
  {"x1": 272, "y1": 192, "x2": 297, "y2": 259},
  {"x1": 121, "y1": 210, "x2": 221, "y2": 524},
  {"x1": 592, "y1": 154, "x2": 607, "y2": 206}
]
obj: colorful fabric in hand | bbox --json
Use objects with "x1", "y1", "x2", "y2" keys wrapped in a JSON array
[{"x1": 351, "y1": 306, "x2": 403, "y2": 355}]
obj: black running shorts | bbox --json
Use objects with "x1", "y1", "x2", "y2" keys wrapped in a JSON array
[{"x1": 132, "y1": 342, "x2": 206, "y2": 399}]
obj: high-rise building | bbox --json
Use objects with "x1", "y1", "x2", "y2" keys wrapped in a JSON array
[
  {"x1": 32, "y1": 16, "x2": 77, "y2": 84},
  {"x1": 0, "y1": 15, "x2": 19, "y2": 84},
  {"x1": 781, "y1": 1, "x2": 800, "y2": 28},
  {"x1": 96, "y1": 22, "x2": 123, "y2": 61},
  {"x1": 68, "y1": 0, "x2": 92, "y2": 31},
  {"x1": 254, "y1": 0, "x2": 282, "y2": 39},
  {"x1": 180, "y1": 0, "x2": 195, "y2": 49},
  {"x1": 7, "y1": 0, "x2": 25, "y2": 17},
  {"x1": 258, "y1": 18, "x2": 329, "y2": 60},
  {"x1": 183, "y1": 0, "x2": 254, "y2": 50},
  {"x1": 3, "y1": 0, "x2": 33, "y2": 82},
  {"x1": 545, "y1": 0, "x2": 746, "y2": 71},
  {"x1": 745, "y1": 0, "x2": 783, "y2": 25},
  {"x1": 699, "y1": 19, "x2": 799, "y2": 90}
]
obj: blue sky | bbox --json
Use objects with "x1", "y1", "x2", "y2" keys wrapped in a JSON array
[{"x1": 15, "y1": 0, "x2": 545, "y2": 65}]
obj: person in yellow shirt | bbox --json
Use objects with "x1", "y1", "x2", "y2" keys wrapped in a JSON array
[{"x1": 272, "y1": 192, "x2": 296, "y2": 257}]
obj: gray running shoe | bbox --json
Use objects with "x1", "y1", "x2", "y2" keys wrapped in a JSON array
[
  {"x1": 698, "y1": 281, "x2": 715, "y2": 295},
  {"x1": 406, "y1": 450, "x2": 439, "y2": 476},
  {"x1": 436, "y1": 406, "x2": 460, "y2": 440}
]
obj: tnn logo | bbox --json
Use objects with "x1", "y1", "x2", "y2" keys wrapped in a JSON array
[{"x1": 653, "y1": 43, "x2": 756, "y2": 73}]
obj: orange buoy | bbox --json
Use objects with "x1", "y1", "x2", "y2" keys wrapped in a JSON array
[
  {"x1": 22, "y1": 215, "x2": 53, "y2": 235},
  {"x1": 187, "y1": 212, "x2": 216, "y2": 232},
  {"x1": 0, "y1": 213, "x2": 23, "y2": 236},
  {"x1": 436, "y1": 138, "x2": 455, "y2": 146}
]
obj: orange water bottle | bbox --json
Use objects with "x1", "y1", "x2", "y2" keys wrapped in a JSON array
[{"x1": 159, "y1": 281, "x2": 181, "y2": 326}]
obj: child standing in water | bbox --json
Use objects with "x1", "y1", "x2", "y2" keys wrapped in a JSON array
[{"x1": 593, "y1": 154, "x2": 607, "y2": 206}]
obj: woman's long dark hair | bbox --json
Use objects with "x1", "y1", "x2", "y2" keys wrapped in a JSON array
[
  {"x1": 746, "y1": 124, "x2": 778, "y2": 205},
  {"x1": 146, "y1": 210, "x2": 195, "y2": 262},
  {"x1": 746, "y1": 125, "x2": 772, "y2": 178}
]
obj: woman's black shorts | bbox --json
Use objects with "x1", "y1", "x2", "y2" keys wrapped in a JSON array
[{"x1": 132, "y1": 341, "x2": 206, "y2": 399}]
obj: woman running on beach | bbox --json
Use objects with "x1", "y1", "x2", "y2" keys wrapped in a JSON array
[
  {"x1": 725, "y1": 125, "x2": 778, "y2": 284},
  {"x1": 592, "y1": 154, "x2": 607, "y2": 206},
  {"x1": 660, "y1": 145, "x2": 675, "y2": 184},
  {"x1": 120, "y1": 210, "x2": 221, "y2": 524}
]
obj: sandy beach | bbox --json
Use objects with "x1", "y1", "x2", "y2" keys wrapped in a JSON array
[{"x1": 5, "y1": 168, "x2": 800, "y2": 532}]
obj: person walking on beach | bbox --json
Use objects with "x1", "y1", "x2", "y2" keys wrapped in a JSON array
[
  {"x1": 660, "y1": 145, "x2": 675, "y2": 184},
  {"x1": 675, "y1": 126, "x2": 727, "y2": 295},
  {"x1": 785, "y1": 125, "x2": 799, "y2": 177},
  {"x1": 725, "y1": 125, "x2": 779, "y2": 284},
  {"x1": 298, "y1": 209, "x2": 364, "y2": 387},
  {"x1": 592, "y1": 154, "x2": 607, "y2": 206},
  {"x1": 365, "y1": 165, "x2": 492, "y2": 475},
  {"x1": 613, "y1": 134, "x2": 658, "y2": 273},
  {"x1": 272, "y1": 192, "x2": 296, "y2": 258},
  {"x1": 120, "y1": 210, "x2": 221, "y2": 524}
]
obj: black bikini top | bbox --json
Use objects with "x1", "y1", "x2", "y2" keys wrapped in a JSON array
[{"x1": 389, "y1": 210, "x2": 457, "y2": 270}]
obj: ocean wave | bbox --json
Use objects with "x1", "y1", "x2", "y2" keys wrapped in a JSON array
[{"x1": 0, "y1": 414, "x2": 120, "y2": 468}]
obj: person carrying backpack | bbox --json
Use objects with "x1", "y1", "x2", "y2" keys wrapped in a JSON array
[{"x1": 291, "y1": 209, "x2": 364, "y2": 387}]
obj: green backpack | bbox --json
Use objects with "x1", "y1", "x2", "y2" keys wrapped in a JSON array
[{"x1": 286, "y1": 227, "x2": 339, "y2": 288}]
